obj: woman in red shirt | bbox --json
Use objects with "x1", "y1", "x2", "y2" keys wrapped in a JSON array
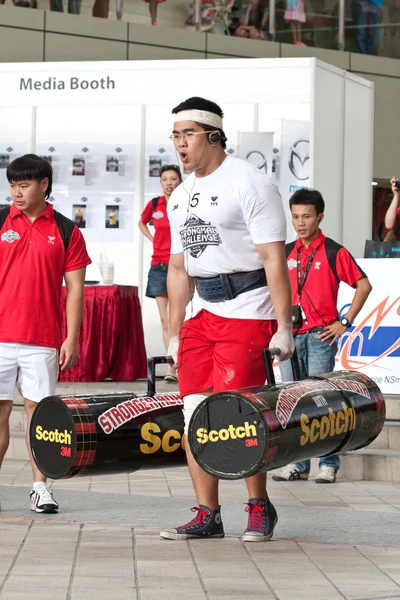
[{"x1": 139, "y1": 165, "x2": 182, "y2": 382}]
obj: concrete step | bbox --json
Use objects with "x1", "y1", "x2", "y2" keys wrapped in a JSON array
[
  {"x1": 6, "y1": 407, "x2": 29, "y2": 460},
  {"x1": 9, "y1": 405, "x2": 26, "y2": 434},
  {"x1": 340, "y1": 449, "x2": 400, "y2": 482},
  {"x1": 4, "y1": 432, "x2": 28, "y2": 461},
  {"x1": 367, "y1": 421, "x2": 400, "y2": 451},
  {"x1": 385, "y1": 396, "x2": 400, "y2": 420}
]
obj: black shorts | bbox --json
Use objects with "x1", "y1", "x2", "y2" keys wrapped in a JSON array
[{"x1": 145, "y1": 263, "x2": 168, "y2": 298}]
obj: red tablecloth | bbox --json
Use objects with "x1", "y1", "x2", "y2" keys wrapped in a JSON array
[{"x1": 59, "y1": 285, "x2": 147, "y2": 382}]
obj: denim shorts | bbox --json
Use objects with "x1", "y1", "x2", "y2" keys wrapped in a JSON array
[{"x1": 145, "y1": 263, "x2": 168, "y2": 298}]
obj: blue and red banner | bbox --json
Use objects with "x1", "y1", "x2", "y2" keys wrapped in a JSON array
[{"x1": 336, "y1": 259, "x2": 400, "y2": 394}]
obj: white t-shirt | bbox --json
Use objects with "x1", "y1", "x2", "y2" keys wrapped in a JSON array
[{"x1": 167, "y1": 155, "x2": 286, "y2": 320}]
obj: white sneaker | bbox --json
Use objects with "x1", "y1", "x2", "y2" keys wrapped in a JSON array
[
  {"x1": 315, "y1": 465, "x2": 336, "y2": 484},
  {"x1": 272, "y1": 463, "x2": 309, "y2": 481},
  {"x1": 30, "y1": 484, "x2": 59, "y2": 513}
]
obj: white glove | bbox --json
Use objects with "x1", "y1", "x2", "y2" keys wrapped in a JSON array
[
  {"x1": 269, "y1": 325, "x2": 295, "y2": 362},
  {"x1": 167, "y1": 335, "x2": 180, "y2": 366}
]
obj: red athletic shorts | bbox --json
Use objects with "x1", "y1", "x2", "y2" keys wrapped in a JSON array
[{"x1": 177, "y1": 309, "x2": 277, "y2": 397}]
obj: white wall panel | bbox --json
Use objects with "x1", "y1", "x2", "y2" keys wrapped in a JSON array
[
  {"x1": 312, "y1": 61, "x2": 345, "y2": 245},
  {"x1": 342, "y1": 74, "x2": 374, "y2": 257},
  {"x1": 0, "y1": 58, "x2": 373, "y2": 364}
]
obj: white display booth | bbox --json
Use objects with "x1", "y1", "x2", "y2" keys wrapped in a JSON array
[{"x1": 0, "y1": 58, "x2": 374, "y2": 363}]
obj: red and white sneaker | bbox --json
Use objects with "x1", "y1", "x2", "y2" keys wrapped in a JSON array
[
  {"x1": 30, "y1": 484, "x2": 59, "y2": 513},
  {"x1": 242, "y1": 498, "x2": 278, "y2": 542},
  {"x1": 160, "y1": 505, "x2": 224, "y2": 540}
]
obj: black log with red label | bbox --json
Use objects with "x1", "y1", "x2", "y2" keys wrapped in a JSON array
[
  {"x1": 188, "y1": 370, "x2": 386, "y2": 480},
  {"x1": 30, "y1": 391, "x2": 186, "y2": 479}
]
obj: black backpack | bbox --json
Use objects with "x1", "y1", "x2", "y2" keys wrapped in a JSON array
[
  {"x1": 0, "y1": 205, "x2": 75, "y2": 252},
  {"x1": 149, "y1": 196, "x2": 161, "y2": 226},
  {"x1": 285, "y1": 237, "x2": 350, "y2": 283},
  {"x1": 151, "y1": 196, "x2": 161, "y2": 210}
]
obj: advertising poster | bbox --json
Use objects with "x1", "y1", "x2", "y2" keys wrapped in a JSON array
[
  {"x1": 335, "y1": 259, "x2": 400, "y2": 394},
  {"x1": 238, "y1": 132, "x2": 273, "y2": 177},
  {"x1": 145, "y1": 144, "x2": 175, "y2": 194},
  {"x1": 36, "y1": 142, "x2": 135, "y2": 192},
  {"x1": 0, "y1": 143, "x2": 26, "y2": 194},
  {"x1": 280, "y1": 120, "x2": 311, "y2": 242},
  {"x1": 49, "y1": 191, "x2": 134, "y2": 243},
  {"x1": 270, "y1": 127, "x2": 283, "y2": 183},
  {"x1": 36, "y1": 142, "x2": 135, "y2": 242}
]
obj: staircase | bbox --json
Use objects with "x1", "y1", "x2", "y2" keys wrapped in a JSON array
[{"x1": 340, "y1": 396, "x2": 400, "y2": 482}]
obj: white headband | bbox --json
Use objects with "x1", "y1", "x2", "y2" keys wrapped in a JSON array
[{"x1": 173, "y1": 109, "x2": 223, "y2": 129}]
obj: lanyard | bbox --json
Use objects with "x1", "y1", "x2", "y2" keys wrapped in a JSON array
[{"x1": 297, "y1": 248, "x2": 316, "y2": 297}]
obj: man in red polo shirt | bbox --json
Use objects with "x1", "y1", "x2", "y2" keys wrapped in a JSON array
[
  {"x1": 273, "y1": 188, "x2": 372, "y2": 484},
  {"x1": 0, "y1": 154, "x2": 91, "y2": 513},
  {"x1": 383, "y1": 176, "x2": 400, "y2": 239}
]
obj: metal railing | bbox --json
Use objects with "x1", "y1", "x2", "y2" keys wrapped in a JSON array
[
  {"x1": 10, "y1": 0, "x2": 398, "y2": 60},
  {"x1": 193, "y1": 0, "x2": 399, "y2": 60}
]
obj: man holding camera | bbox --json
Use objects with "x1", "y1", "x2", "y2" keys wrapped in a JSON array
[
  {"x1": 383, "y1": 177, "x2": 400, "y2": 239},
  {"x1": 273, "y1": 189, "x2": 372, "y2": 484}
]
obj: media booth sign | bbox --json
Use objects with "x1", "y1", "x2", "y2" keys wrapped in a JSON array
[
  {"x1": 335, "y1": 260, "x2": 400, "y2": 395},
  {"x1": 1, "y1": 70, "x2": 124, "y2": 106}
]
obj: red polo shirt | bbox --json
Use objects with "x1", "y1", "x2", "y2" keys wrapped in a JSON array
[
  {"x1": 141, "y1": 196, "x2": 171, "y2": 265},
  {"x1": 286, "y1": 230, "x2": 366, "y2": 333},
  {"x1": 0, "y1": 203, "x2": 91, "y2": 348}
]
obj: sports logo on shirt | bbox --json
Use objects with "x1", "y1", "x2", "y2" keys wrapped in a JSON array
[
  {"x1": 1, "y1": 230, "x2": 20, "y2": 243},
  {"x1": 287, "y1": 258, "x2": 297, "y2": 270},
  {"x1": 180, "y1": 214, "x2": 222, "y2": 258},
  {"x1": 152, "y1": 211, "x2": 164, "y2": 220},
  {"x1": 314, "y1": 262, "x2": 321, "y2": 270},
  {"x1": 48, "y1": 236, "x2": 55, "y2": 245}
]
